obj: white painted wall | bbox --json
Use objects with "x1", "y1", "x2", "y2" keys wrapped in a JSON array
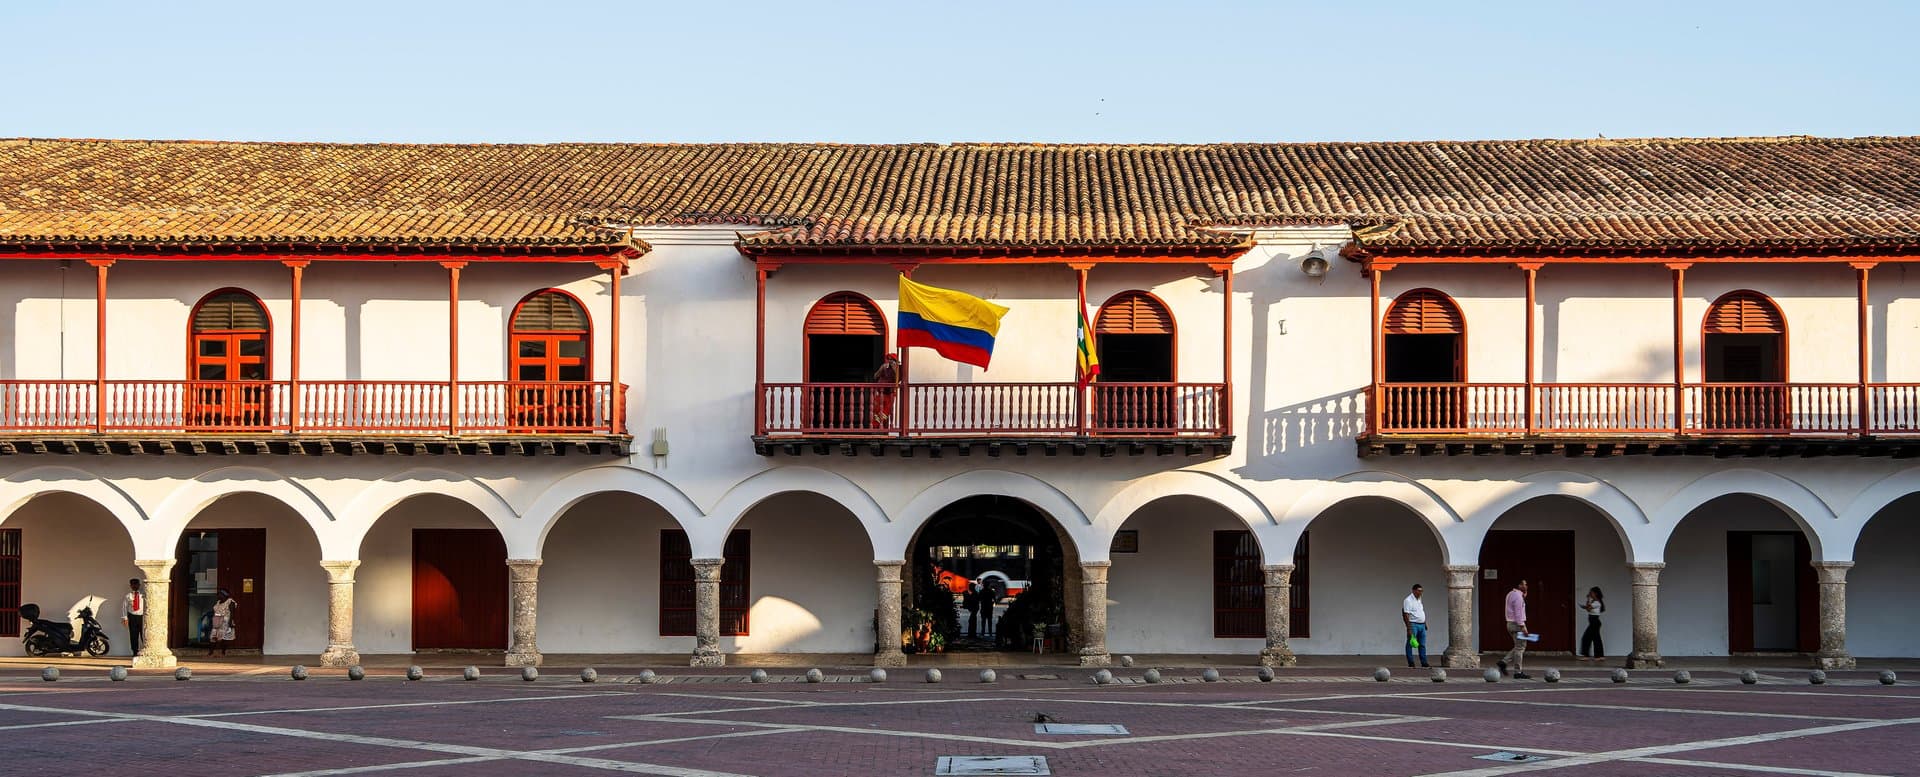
[
  {"x1": 1291, "y1": 498, "x2": 1451, "y2": 656},
  {"x1": 538, "y1": 493, "x2": 681, "y2": 654},
  {"x1": 1108, "y1": 497, "x2": 1263, "y2": 654},
  {"x1": 729, "y1": 492, "x2": 876, "y2": 654},
  {"x1": 1658, "y1": 495, "x2": 1805, "y2": 656},
  {"x1": 0, "y1": 494, "x2": 138, "y2": 657},
  {"x1": 1846, "y1": 494, "x2": 1919, "y2": 659}
]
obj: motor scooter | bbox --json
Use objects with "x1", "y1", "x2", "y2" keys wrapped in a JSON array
[{"x1": 19, "y1": 602, "x2": 111, "y2": 657}]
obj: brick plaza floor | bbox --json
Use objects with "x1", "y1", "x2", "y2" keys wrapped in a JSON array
[{"x1": 2, "y1": 663, "x2": 1915, "y2": 776}]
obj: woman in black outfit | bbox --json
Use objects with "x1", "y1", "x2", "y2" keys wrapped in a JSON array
[{"x1": 1578, "y1": 587, "x2": 1605, "y2": 661}]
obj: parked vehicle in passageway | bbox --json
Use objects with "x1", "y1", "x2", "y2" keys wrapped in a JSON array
[
  {"x1": 973, "y1": 570, "x2": 1027, "y2": 599},
  {"x1": 18, "y1": 600, "x2": 111, "y2": 657}
]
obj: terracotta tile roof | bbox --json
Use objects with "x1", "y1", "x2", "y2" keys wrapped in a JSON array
[{"x1": 3, "y1": 136, "x2": 1918, "y2": 256}]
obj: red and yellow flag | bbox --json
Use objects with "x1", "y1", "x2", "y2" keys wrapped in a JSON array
[{"x1": 1076, "y1": 305, "x2": 1100, "y2": 383}]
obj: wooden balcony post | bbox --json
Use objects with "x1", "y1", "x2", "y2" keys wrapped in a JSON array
[
  {"x1": 1668, "y1": 263, "x2": 1690, "y2": 434},
  {"x1": 894, "y1": 264, "x2": 917, "y2": 438},
  {"x1": 87, "y1": 259, "x2": 112, "y2": 433},
  {"x1": 1367, "y1": 264, "x2": 1386, "y2": 433},
  {"x1": 1215, "y1": 262, "x2": 1235, "y2": 437},
  {"x1": 443, "y1": 261, "x2": 465, "y2": 436},
  {"x1": 1855, "y1": 262, "x2": 1875, "y2": 435},
  {"x1": 600, "y1": 259, "x2": 625, "y2": 434},
  {"x1": 1520, "y1": 263, "x2": 1540, "y2": 435},
  {"x1": 1072, "y1": 263, "x2": 1092, "y2": 436},
  {"x1": 754, "y1": 264, "x2": 770, "y2": 436},
  {"x1": 285, "y1": 260, "x2": 307, "y2": 433}
]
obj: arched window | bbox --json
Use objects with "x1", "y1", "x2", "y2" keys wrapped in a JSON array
[
  {"x1": 1382, "y1": 289, "x2": 1464, "y2": 382},
  {"x1": 509, "y1": 290, "x2": 591, "y2": 383},
  {"x1": 188, "y1": 289, "x2": 272, "y2": 428},
  {"x1": 804, "y1": 292, "x2": 887, "y2": 382},
  {"x1": 1701, "y1": 290, "x2": 1787, "y2": 430},
  {"x1": 1094, "y1": 291, "x2": 1175, "y2": 382}
]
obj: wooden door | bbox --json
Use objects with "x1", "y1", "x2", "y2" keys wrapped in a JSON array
[
  {"x1": 1727, "y1": 532, "x2": 1818, "y2": 653},
  {"x1": 169, "y1": 528, "x2": 265, "y2": 650},
  {"x1": 1094, "y1": 292, "x2": 1177, "y2": 432},
  {"x1": 805, "y1": 293, "x2": 889, "y2": 432},
  {"x1": 411, "y1": 529, "x2": 507, "y2": 650},
  {"x1": 189, "y1": 332, "x2": 272, "y2": 428},
  {"x1": 510, "y1": 333, "x2": 592, "y2": 430},
  {"x1": 1702, "y1": 292, "x2": 1788, "y2": 431},
  {"x1": 1478, "y1": 530, "x2": 1575, "y2": 652},
  {"x1": 1383, "y1": 289, "x2": 1466, "y2": 430}
]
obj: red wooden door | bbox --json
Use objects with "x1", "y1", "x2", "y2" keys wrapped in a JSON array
[
  {"x1": 169, "y1": 528, "x2": 265, "y2": 650},
  {"x1": 1478, "y1": 530, "x2": 1575, "y2": 652},
  {"x1": 1727, "y1": 532, "x2": 1817, "y2": 653},
  {"x1": 411, "y1": 529, "x2": 507, "y2": 650},
  {"x1": 190, "y1": 332, "x2": 272, "y2": 428}
]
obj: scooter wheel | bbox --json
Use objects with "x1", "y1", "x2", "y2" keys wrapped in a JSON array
[
  {"x1": 24, "y1": 637, "x2": 51, "y2": 657},
  {"x1": 86, "y1": 635, "x2": 110, "y2": 657}
]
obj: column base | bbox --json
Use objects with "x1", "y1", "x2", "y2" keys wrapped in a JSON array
[
  {"x1": 132, "y1": 652, "x2": 177, "y2": 669},
  {"x1": 873, "y1": 651, "x2": 908, "y2": 668},
  {"x1": 1077, "y1": 652, "x2": 1112, "y2": 667},
  {"x1": 504, "y1": 650, "x2": 543, "y2": 668},
  {"x1": 1443, "y1": 650, "x2": 1479, "y2": 669},
  {"x1": 690, "y1": 650, "x2": 726, "y2": 668},
  {"x1": 319, "y1": 646, "x2": 360, "y2": 668},
  {"x1": 1814, "y1": 653, "x2": 1856, "y2": 670},
  {"x1": 1625, "y1": 652, "x2": 1664, "y2": 669},
  {"x1": 1259, "y1": 647, "x2": 1297, "y2": 668}
]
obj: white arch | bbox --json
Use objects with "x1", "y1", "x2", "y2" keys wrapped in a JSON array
[
  {"x1": 1838, "y1": 465, "x2": 1920, "y2": 559},
  {"x1": 1276, "y1": 471, "x2": 1459, "y2": 562},
  {"x1": 892, "y1": 469, "x2": 1093, "y2": 562},
  {"x1": 1466, "y1": 470, "x2": 1647, "y2": 563},
  {"x1": 0, "y1": 466, "x2": 148, "y2": 553},
  {"x1": 709, "y1": 466, "x2": 887, "y2": 559},
  {"x1": 1092, "y1": 469, "x2": 1272, "y2": 549},
  {"x1": 523, "y1": 465, "x2": 702, "y2": 558},
  {"x1": 341, "y1": 467, "x2": 519, "y2": 557},
  {"x1": 151, "y1": 466, "x2": 335, "y2": 558},
  {"x1": 1651, "y1": 468, "x2": 1837, "y2": 560}
]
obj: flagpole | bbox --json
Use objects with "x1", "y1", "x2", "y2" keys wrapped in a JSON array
[
  {"x1": 1075, "y1": 265, "x2": 1091, "y2": 436},
  {"x1": 895, "y1": 266, "x2": 915, "y2": 438}
]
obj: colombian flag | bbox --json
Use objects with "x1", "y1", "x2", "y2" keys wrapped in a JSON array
[
  {"x1": 1076, "y1": 305, "x2": 1100, "y2": 383},
  {"x1": 897, "y1": 275, "x2": 1009, "y2": 369}
]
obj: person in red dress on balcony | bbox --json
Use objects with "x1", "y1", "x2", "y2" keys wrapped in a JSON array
[{"x1": 872, "y1": 354, "x2": 901, "y2": 429}]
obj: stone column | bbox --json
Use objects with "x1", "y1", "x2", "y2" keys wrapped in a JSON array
[
  {"x1": 1626, "y1": 562, "x2": 1665, "y2": 669},
  {"x1": 874, "y1": 561, "x2": 907, "y2": 667},
  {"x1": 504, "y1": 559, "x2": 543, "y2": 667},
  {"x1": 1259, "y1": 563, "x2": 1297, "y2": 667},
  {"x1": 133, "y1": 559, "x2": 176, "y2": 669},
  {"x1": 1812, "y1": 561, "x2": 1856, "y2": 670},
  {"x1": 690, "y1": 557, "x2": 726, "y2": 667},
  {"x1": 318, "y1": 560, "x2": 361, "y2": 668},
  {"x1": 1078, "y1": 561, "x2": 1111, "y2": 667},
  {"x1": 1443, "y1": 564, "x2": 1479, "y2": 669}
]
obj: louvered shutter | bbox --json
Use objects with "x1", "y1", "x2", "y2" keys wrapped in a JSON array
[
  {"x1": 1384, "y1": 289, "x2": 1465, "y2": 334},
  {"x1": 1704, "y1": 292, "x2": 1785, "y2": 334},
  {"x1": 805, "y1": 292, "x2": 887, "y2": 336},
  {"x1": 1096, "y1": 292, "x2": 1174, "y2": 335},
  {"x1": 512, "y1": 291, "x2": 589, "y2": 332},
  {"x1": 192, "y1": 291, "x2": 268, "y2": 331}
]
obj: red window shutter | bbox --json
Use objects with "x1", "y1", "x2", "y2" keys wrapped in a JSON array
[
  {"x1": 1212, "y1": 530, "x2": 1264, "y2": 638},
  {"x1": 1096, "y1": 292, "x2": 1174, "y2": 335},
  {"x1": 1705, "y1": 291, "x2": 1785, "y2": 334},
  {"x1": 660, "y1": 529, "x2": 749, "y2": 637},
  {"x1": 0, "y1": 529, "x2": 19, "y2": 638},
  {"x1": 805, "y1": 292, "x2": 886, "y2": 336},
  {"x1": 192, "y1": 290, "x2": 268, "y2": 332},
  {"x1": 512, "y1": 291, "x2": 590, "y2": 332},
  {"x1": 1384, "y1": 289, "x2": 1464, "y2": 334}
]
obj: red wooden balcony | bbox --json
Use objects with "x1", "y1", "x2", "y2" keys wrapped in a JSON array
[
  {"x1": 756, "y1": 382, "x2": 1229, "y2": 448},
  {"x1": 0, "y1": 380, "x2": 626, "y2": 436}
]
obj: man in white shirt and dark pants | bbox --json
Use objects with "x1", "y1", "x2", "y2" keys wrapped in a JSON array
[
  {"x1": 1402, "y1": 583, "x2": 1429, "y2": 668},
  {"x1": 120, "y1": 578, "x2": 144, "y2": 655}
]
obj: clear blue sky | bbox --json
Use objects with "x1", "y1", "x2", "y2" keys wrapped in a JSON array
[{"x1": 3, "y1": 0, "x2": 1914, "y2": 144}]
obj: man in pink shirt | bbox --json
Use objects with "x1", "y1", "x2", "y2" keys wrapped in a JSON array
[{"x1": 1498, "y1": 580, "x2": 1531, "y2": 679}]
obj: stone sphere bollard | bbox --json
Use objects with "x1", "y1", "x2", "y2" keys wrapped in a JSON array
[
  {"x1": 1880, "y1": 670, "x2": 1898, "y2": 686},
  {"x1": 463, "y1": 666, "x2": 480, "y2": 681},
  {"x1": 924, "y1": 668, "x2": 942, "y2": 683},
  {"x1": 1201, "y1": 668, "x2": 1222, "y2": 683},
  {"x1": 1809, "y1": 670, "x2": 1828, "y2": 685},
  {"x1": 175, "y1": 667, "x2": 192, "y2": 681},
  {"x1": 290, "y1": 665, "x2": 308, "y2": 681},
  {"x1": 1483, "y1": 668, "x2": 1501, "y2": 683},
  {"x1": 406, "y1": 665, "x2": 424, "y2": 681},
  {"x1": 1093, "y1": 669, "x2": 1113, "y2": 685},
  {"x1": 521, "y1": 667, "x2": 538, "y2": 682},
  {"x1": 1256, "y1": 666, "x2": 1274, "y2": 682},
  {"x1": 40, "y1": 667, "x2": 58, "y2": 682},
  {"x1": 978, "y1": 669, "x2": 997, "y2": 684},
  {"x1": 1143, "y1": 668, "x2": 1162, "y2": 684},
  {"x1": 109, "y1": 666, "x2": 128, "y2": 682},
  {"x1": 805, "y1": 668, "x2": 824, "y2": 684},
  {"x1": 580, "y1": 668, "x2": 598, "y2": 683},
  {"x1": 1610, "y1": 668, "x2": 1629, "y2": 684},
  {"x1": 1430, "y1": 668, "x2": 1447, "y2": 683},
  {"x1": 1119, "y1": 655, "x2": 1135, "y2": 668},
  {"x1": 1544, "y1": 668, "x2": 1561, "y2": 683},
  {"x1": 638, "y1": 669, "x2": 659, "y2": 684},
  {"x1": 1372, "y1": 667, "x2": 1391, "y2": 682},
  {"x1": 346, "y1": 665, "x2": 365, "y2": 681},
  {"x1": 867, "y1": 668, "x2": 886, "y2": 683},
  {"x1": 748, "y1": 669, "x2": 769, "y2": 683},
  {"x1": 1740, "y1": 670, "x2": 1760, "y2": 684},
  {"x1": 1673, "y1": 670, "x2": 1692, "y2": 685}
]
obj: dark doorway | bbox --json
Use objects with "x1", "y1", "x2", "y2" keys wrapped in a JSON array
[
  {"x1": 411, "y1": 529, "x2": 508, "y2": 650},
  {"x1": 1727, "y1": 531, "x2": 1817, "y2": 653},
  {"x1": 1384, "y1": 334, "x2": 1462, "y2": 383},
  {"x1": 171, "y1": 528, "x2": 266, "y2": 650},
  {"x1": 1382, "y1": 289, "x2": 1465, "y2": 429},
  {"x1": 805, "y1": 293, "x2": 889, "y2": 431},
  {"x1": 1478, "y1": 530, "x2": 1575, "y2": 652},
  {"x1": 1095, "y1": 291, "x2": 1176, "y2": 432},
  {"x1": 1701, "y1": 291, "x2": 1787, "y2": 431},
  {"x1": 908, "y1": 496, "x2": 1068, "y2": 653}
]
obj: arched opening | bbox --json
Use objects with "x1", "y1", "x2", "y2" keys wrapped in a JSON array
[
  {"x1": 1849, "y1": 492, "x2": 1920, "y2": 658},
  {"x1": 537, "y1": 492, "x2": 683, "y2": 654},
  {"x1": 1382, "y1": 289, "x2": 1465, "y2": 429},
  {"x1": 728, "y1": 493, "x2": 875, "y2": 654},
  {"x1": 1108, "y1": 496, "x2": 1279, "y2": 654},
  {"x1": 1294, "y1": 497, "x2": 1448, "y2": 655},
  {"x1": 804, "y1": 292, "x2": 890, "y2": 431},
  {"x1": 171, "y1": 493, "x2": 325, "y2": 656},
  {"x1": 905, "y1": 496, "x2": 1079, "y2": 654},
  {"x1": 1095, "y1": 291, "x2": 1177, "y2": 431},
  {"x1": 0, "y1": 494, "x2": 137, "y2": 657},
  {"x1": 1476, "y1": 496, "x2": 1631, "y2": 659},
  {"x1": 189, "y1": 288, "x2": 272, "y2": 429},
  {"x1": 358, "y1": 495, "x2": 507, "y2": 655},
  {"x1": 509, "y1": 289, "x2": 593, "y2": 431},
  {"x1": 1663, "y1": 494, "x2": 1817, "y2": 655},
  {"x1": 1701, "y1": 291, "x2": 1788, "y2": 431}
]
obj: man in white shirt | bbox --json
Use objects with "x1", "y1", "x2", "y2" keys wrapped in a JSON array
[
  {"x1": 1402, "y1": 583, "x2": 1429, "y2": 668},
  {"x1": 121, "y1": 578, "x2": 144, "y2": 655}
]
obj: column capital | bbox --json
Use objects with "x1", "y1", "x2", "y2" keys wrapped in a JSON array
[
  {"x1": 1444, "y1": 564, "x2": 1480, "y2": 574},
  {"x1": 505, "y1": 558, "x2": 542, "y2": 582},
  {"x1": 135, "y1": 559, "x2": 176, "y2": 577},
  {"x1": 1810, "y1": 560, "x2": 1855, "y2": 570},
  {"x1": 319, "y1": 560, "x2": 361, "y2": 583},
  {"x1": 874, "y1": 560, "x2": 904, "y2": 582},
  {"x1": 873, "y1": 559, "x2": 906, "y2": 569},
  {"x1": 1259, "y1": 563, "x2": 1295, "y2": 573},
  {"x1": 1627, "y1": 561, "x2": 1667, "y2": 571},
  {"x1": 1079, "y1": 560, "x2": 1112, "y2": 570}
]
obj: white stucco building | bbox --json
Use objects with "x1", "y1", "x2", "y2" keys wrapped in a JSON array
[{"x1": 1, "y1": 137, "x2": 1916, "y2": 670}]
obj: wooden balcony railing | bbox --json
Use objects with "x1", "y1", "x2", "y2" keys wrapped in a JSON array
[
  {"x1": 0, "y1": 380, "x2": 625, "y2": 436},
  {"x1": 758, "y1": 381, "x2": 1227, "y2": 438},
  {"x1": 1369, "y1": 382, "x2": 1920, "y2": 437}
]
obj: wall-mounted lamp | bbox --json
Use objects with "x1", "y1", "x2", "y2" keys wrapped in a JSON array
[{"x1": 1299, "y1": 245, "x2": 1332, "y2": 278}]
